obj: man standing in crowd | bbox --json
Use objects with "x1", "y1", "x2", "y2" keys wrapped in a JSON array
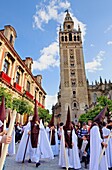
[
  {"x1": 16, "y1": 96, "x2": 54, "y2": 167},
  {"x1": 46, "y1": 112, "x2": 59, "y2": 156},
  {"x1": 59, "y1": 106, "x2": 81, "y2": 169},
  {"x1": 89, "y1": 106, "x2": 108, "y2": 170}
]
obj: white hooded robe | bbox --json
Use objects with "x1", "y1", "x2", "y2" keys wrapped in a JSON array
[
  {"x1": 59, "y1": 128, "x2": 81, "y2": 169},
  {"x1": 102, "y1": 127, "x2": 111, "y2": 168},
  {"x1": 16, "y1": 120, "x2": 54, "y2": 163},
  {"x1": 89, "y1": 125, "x2": 108, "y2": 170}
]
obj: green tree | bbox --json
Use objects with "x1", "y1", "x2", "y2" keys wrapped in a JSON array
[
  {"x1": 13, "y1": 98, "x2": 33, "y2": 115},
  {"x1": 38, "y1": 107, "x2": 52, "y2": 123},
  {"x1": 0, "y1": 87, "x2": 12, "y2": 108},
  {"x1": 0, "y1": 87, "x2": 51, "y2": 121},
  {"x1": 79, "y1": 96, "x2": 112, "y2": 123}
]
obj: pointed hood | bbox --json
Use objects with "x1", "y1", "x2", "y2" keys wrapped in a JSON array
[
  {"x1": 48, "y1": 112, "x2": 54, "y2": 128},
  {"x1": 64, "y1": 106, "x2": 73, "y2": 130},
  {"x1": 32, "y1": 95, "x2": 40, "y2": 123},
  {"x1": 0, "y1": 96, "x2": 6, "y2": 123},
  {"x1": 94, "y1": 105, "x2": 108, "y2": 123}
]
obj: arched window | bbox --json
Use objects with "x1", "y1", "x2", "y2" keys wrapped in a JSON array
[
  {"x1": 77, "y1": 35, "x2": 80, "y2": 41},
  {"x1": 74, "y1": 35, "x2": 76, "y2": 41},
  {"x1": 73, "y1": 91, "x2": 76, "y2": 97},
  {"x1": 69, "y1": 33, "x2": 72, "y2": 41},
  {"x1": 61, "y1": 36, "x2": 64, "y2": 41},
  {"x1": 74, "y1": 103, "x2": 77, "y2": 107},
  {"x1": 71, "y1": 100, "x2": 79, "y2": 110},
  {"x1": 65, "y1": 36, "x2": 67, "y2": 41}
]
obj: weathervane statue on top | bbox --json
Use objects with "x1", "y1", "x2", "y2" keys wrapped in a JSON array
[{"x1": 65, "y1": 9, "x2": 69, "y2": 13}]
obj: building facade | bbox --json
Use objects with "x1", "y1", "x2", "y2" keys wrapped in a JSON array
[
  {"x1": 53, "y1": 12, "x2": 112, "y2": 124},
  {"x1": 0, "y1": 25, "x2": 46, "y2": 110}
]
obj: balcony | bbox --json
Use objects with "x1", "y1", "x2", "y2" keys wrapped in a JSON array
[
  {"x1": 25, "y1": 91, "x2": 34, "y2": 100},
  {"x1": 14, "y1": 82, "x2": 22, "y2": 92},
  {"x1": 0, "y1": 71, "x2": 11, "y2": 84},
  {"x1": 38, "y1": 102, "x2": 45, "y2": 109}
]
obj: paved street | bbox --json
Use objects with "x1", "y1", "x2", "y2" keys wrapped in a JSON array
[
  {"x1": 5, "y1": 145, "x2": 89, "y2": 170},
  {"x1": 6, "y1": 155, "x2": 89, "y2": 170}
]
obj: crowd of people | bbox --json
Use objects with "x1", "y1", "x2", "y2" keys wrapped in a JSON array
[{"x1": 0, "y1": 96, "x2": 112, "y2": 170}]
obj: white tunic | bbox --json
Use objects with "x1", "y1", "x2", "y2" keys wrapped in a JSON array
[
  {"x1": 8, "y1": 129, "x2": 15, "y2": 155},
  {"x1": 89, "y1": 125, "x2": 108, "y2": 170},
  {"x1": 46, "y1": 127, "x2": 59, "y2": 156},
  {"x1": 16, "y1": 121, "x2": 54, "y2": 163},
  {"x1": 102, "y1": 127, "x2": 111, "y2": 168},
  {"x1": 59, "y1": 129, "x2": 81, "y2": 169}
]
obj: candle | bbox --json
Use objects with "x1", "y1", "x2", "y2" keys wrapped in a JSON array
[
  {"x1": 1, "y1": 119, "x2": 7, "y2": 152},
  {"x1": 0, "y1": 110, "x2": 16, "y2": 170}
]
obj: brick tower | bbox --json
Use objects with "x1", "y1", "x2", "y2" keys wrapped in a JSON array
[{"x1": 59, "y1": 11, "x2": 88, "y2": 123}]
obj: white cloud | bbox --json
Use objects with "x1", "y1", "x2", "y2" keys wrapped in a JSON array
[
  {"x1": 45, "y1": 94, "x2": 57, "y2": 113},
  {"x1": 33, "y1": 0, "x2": 86, "y2": 41},
  {"x1": 33, "y1": 42, "x2": 59, "y2": 71},
  {"x1": 33, "y1": 0, "x2": 70, "y2": 30},
  {"x1": 85, "y1": 51, "x2": 105, "y2": 72},
  {"x1": 104, "y1": 24, "x2": 112, "y2": 33},
  {"x1": 32, "y1": 0, "x2": 87, "y2": 71},
  {"x1": 107, "y1": 41, "x2": 112, "y2": 45},
  {"x1": 90, "y1": 44, "x2": 94, "y2": 47}
]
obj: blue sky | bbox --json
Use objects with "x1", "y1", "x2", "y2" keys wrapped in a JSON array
[{"x1": 1, "y1": 0, "x2": 112, "y2": 113}]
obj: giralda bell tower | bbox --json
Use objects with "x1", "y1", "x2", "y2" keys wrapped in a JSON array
[{"x1": 59, "y1": 11, "x2": 88, "y2": 123}]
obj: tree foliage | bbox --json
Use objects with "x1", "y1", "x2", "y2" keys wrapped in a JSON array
[
  {"x1": 79, "y1": 96, "x2": 112, "y2": 123},
  {"x1": 0, "y1": 87, "x2": 51, "y2": 121},
  {"x1": 0, "y1": 87, "x2": 12, "y2": 108},
  {"x1": 38, "y1": 107, "x2": 52, "y2": 123},
  {"x1": 12, "y1": 98, "x2": 33, "y2": 115}
]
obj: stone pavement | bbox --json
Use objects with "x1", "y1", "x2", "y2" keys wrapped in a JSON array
[
  {"x1": 5, "y1": 155, "x2": 89, "y2": 170},
  {"x1": 5, "y1": 144, "x2": 89, "y2": 170}
]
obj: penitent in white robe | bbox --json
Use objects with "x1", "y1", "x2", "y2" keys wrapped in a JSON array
[
  {"x1": 110, "y1": 129, "x2": 112, "y2": 168},
  {"x1": 46, "y1": 127, "x2": 59, "y2": 156},
  {"x1": 16, "y1": 120, "x2": 54, "y2": 163},
  {"x1": 59, "y1": 129, "x2": 81, "y2": 169},
  {"x1": 89, "y1": 125, "x2": 108, "y2": 170},
  {"x1": 102, "y1": 127, "x2": 111, "y2": 168}
]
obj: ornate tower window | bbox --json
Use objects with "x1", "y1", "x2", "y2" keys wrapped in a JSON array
[
  {"x1": 70, "y1": 63, "x2": 74, "y2": 67},
  {"x1": 71, "y1": 70, "x2": 75, "y2": 76},
  {"x1": 65, "y1": 36, "x2": 67, "y2": 41},
  {"x1": 67, "y1": 25, "x2": 71, "y2": 29},
  {"x1": 61, "y1": 36, "x2": 64, "y2": 41},
  {"x1": 71, "y1": 79, "x2": 76, "y2": 87},
  {"x1": 77, "y1": 35, "x2": 80, "y2": 41},
  {"x1": 3, "y1": 59, "x2": 9, "y2": 74},
  {"x1": 71, "y1": 100, "x2": 79, "y2": 110},
  {"x1": 74, "y1": 35, "x2": 76, "y2": 41},
  {"x1": 69, "y1": 33, "x2": 72, "y2": 41},
  {"x1": 70, "y1": 55, "x2": 74, "y2": 59},
  {"x1": 73, "y1": 91, "x2": 76, "y2": 98},
  {"x1": 74, "y1": 103, "x2": 77, "y2": 107}
]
